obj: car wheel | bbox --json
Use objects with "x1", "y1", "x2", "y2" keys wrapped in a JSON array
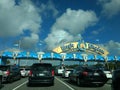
[
  {"x1": 8, "y1": 78, "x2": 13, "y2": 83},
  {"x1": 27, "y1": 82, "x2": 31, "y2": 87},
  {"x1": 50, "y1": 82, "x2": 54, "y2": 86},
  {"x1": 77, "y1": 78, "x2": 81, "y2": 86}
]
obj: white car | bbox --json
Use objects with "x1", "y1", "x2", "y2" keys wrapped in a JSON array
[
  {"x1": 62, "y1": 69, "x2": 73, "y2": 78},
  {"x1": 99, "y1": 67, "x2": 112, "y2": 79},
  {"x1": 103, "y1": 69, "x2": 112, "y2": 79},
  {"x1": 20, "y1": 68, "x2": 30, "y2": 77},
  {"x1": 55, "y1": 66, "x2": 66, "y2": 75}
]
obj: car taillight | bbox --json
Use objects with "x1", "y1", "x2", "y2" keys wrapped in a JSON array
[
  {"x1": 6, "y1": 70, "x2": 10, "y2": 75},
  {"x1": 52, "y1": 70, "x2": 54, "y2": 76},
  {"x1": 82, "y1": 71, "x2": 88, "y2": 76},
  {"x1": 29, "y1": 70, "x2": 32, "y2": 76}
]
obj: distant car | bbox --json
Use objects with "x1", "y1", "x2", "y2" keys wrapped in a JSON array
[
  {"x1": 55, "y1": 65, "x2": 66, "y2": 75},
  {"x1": 20, "y1": 68, "x2": 30, "y2": 77},
  {"x1": 111, "y1": 69, "x2": 120, "y2": 90},
  {"x1": 28, "y1": 63, "x2": 54, "y2": 86},
  {"x1": 69, "y1": 66, "x2": 108, "y2": 86},
  {"x1": 0, "y1": 65, "x2": 21, "y2": 83},
  {"x1": 62, "y1": 69, "x2": 73, "y2": 78}
]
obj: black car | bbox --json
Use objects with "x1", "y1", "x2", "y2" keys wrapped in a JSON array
[
  {"x1": 111, "y1": 69, "x2": 120, "y2": 90},
  {"x1": 0, "y1": 70, "x2": 3, "y2": 87},
  {"x1": 28, "y1": 63, "x2": 54, "y2": 86},
  {"x1": 69, "y1": 66, "x2": 108, "y2": 86},
  {"x1": 0, "y1": 65, "x2": 21, "y2": 83}
]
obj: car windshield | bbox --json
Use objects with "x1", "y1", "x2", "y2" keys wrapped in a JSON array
[{"x1": 0, "y1": 66, "x2": 9, "y2": 71}]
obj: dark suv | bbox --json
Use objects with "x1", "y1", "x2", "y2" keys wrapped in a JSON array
[
  {"x1": 69, "y1": 66, "x2": 108, "y2": 86},
  {"x1": 0, "y1": 65, "x2": 21, "y2": 83},
  {"x1": 111, "y1": 69, "x2": 120, "y2": 90},
  {"x1": 28, "y1": 63, "x2": 54, "y2": 86}
]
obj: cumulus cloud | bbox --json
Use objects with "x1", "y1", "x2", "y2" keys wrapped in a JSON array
[
  {"x1": 98, "y1": 0, "x2": 120, "y2": 17},
  {"x1": 0, "y1": 0, "x2": 41, "y2": 37},
  {"x1": 21, "y1": 33, "x2": 39, "y2": 51},
  {"x1": 104, "y1": 40, "x2": 120, "y2": 55},
  {"x1": 45, "y1": 8, "x2": 98, "y2": 50},
  {"x1": 0, "y1": 0, "x2": 43, "y2": 51},
  {"x1": 91, "y1": 27, "x2": 104, "y2": 35},
  {"x1": 39, "y1": 0, "x2": 58, "y2": 17}
]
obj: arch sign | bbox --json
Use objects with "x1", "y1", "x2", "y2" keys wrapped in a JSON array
[{"x1": 53, "y1": 42, "x2": 109, "y2": 56}]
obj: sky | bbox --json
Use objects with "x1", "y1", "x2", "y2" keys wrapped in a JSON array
[{"x1": 0, "y1": 0, "x2": 120, "y2": 56}]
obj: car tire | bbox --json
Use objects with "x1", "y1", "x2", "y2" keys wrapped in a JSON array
[
  {"x1": 0, "y1": 76, "x2": 2, "y2": 87},
  {"x1": 50, "y1": 82, "x2": 54, "y2": 86},
  {"x1": 27, "y1": 82, "x2": 31, "y2": 87},
  {"x1": 8, "y1": 77, "x2": 13, "y2": 83}
]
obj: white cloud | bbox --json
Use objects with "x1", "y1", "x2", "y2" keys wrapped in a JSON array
[
  {"x1": 0, "y1": 0, "x2": 42, "y2": 37},
  {"x1": 99, "y1": 0, "x2": 120, "y2": 17},
  {"x1": 39, "y1": 0, "x2": 58, "y2": 17},
  {"x1": 21, "y1": 33, "x2": 39, "y2": 50},
  {"x1": 45, "y1": 8, "x2": 98, "y2": 50},
  {"x1": 45, "y1": 30, "x2": 74, "y2": 50},
  {"x1": 104, "y1": 40, "x2": 120, "y2": 55},
  {"x1": 91, "y1": 28, "x2": 104, "y2": 35}
]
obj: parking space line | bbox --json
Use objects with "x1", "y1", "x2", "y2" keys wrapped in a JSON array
[
  {"x1": 55, "y1": 77, "x2": 75, "y2": 90},
  {"x1": 12, "y1": 80, "x2": 28, "y2": 90}
]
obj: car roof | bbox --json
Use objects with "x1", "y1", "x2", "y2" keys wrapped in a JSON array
[{"x1": 32, "y1": 63, "x2": 52, "y2": 66}]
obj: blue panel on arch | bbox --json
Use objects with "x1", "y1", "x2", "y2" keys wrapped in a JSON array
[
  {"x1": 117, "y1": 56, "x2": 120, "y2": 61},
  {"x1": 18, "y1": 52, "x2": 27, "y2": 57},
  {"x1": 87, "y1": 54, "x2": 95, "y2": 61},
  {"x1": 95, "y1": 55, "x2": 104, "y2": 61},
  {"x1": 43, "y1": 53, "x2": 51, "y2": 58},
  {"x1": 29, "y1": 52, "x2": 37, "y2": 58},
  {"x1": 66, "y1": 53, "x2": 74, "y2": 59},
  {"x1": 107, "y1": 56, "x2": 115, "y2": 62},
  {"x1": 53, "y1": 53, "x2": 61, "y2": 59},
  {"x1": 2, "y1": 51, "x2": 13, "y2": 57},
  {"x1": 75, "y1": 53, "x2": 83, "y2": 60}
]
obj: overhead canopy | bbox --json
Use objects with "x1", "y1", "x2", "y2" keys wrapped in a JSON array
[{"x1": 1, "y1": 51, "x2": 119, "y2": 62}]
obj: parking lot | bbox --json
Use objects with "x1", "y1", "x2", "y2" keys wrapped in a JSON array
[{"x1": 1, "y1": 76, "x2": 111, "y2": 90}]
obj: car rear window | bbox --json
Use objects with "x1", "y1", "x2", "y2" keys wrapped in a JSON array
[
  {"x1": 31, "y1": 63, "x2": 52, "y2": 71},
  {"x1": 0, "y1": 66, "x2": 9, "y2": 71}
]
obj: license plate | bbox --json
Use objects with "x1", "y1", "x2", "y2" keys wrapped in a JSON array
[
  {"x1": 39, "y1": 73, "x2": 44, "y2": 76},
  {"x1": 94, "y1": 73, "x2": 99, "y2": 76}
]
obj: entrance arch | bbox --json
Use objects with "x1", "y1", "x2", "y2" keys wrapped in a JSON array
[{"x1": 53, "y1": 41, "x2": 109, "y2": 56}]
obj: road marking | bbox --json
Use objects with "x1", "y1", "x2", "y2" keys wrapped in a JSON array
[
  {"x1": 55, "y1": 77, "x2": 75, "y2": 90},
  {"x1": 12, "y1": 80, "x2": 28, "y2": 90}
]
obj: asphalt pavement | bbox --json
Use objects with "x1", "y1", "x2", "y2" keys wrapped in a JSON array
[{"x1": 0, "y1": 76, "x2": 111, "y2": 90}]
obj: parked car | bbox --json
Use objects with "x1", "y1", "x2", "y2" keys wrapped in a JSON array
[
  {"x1": 55, "y1": 65, "x2": 66, "y2": 75},
  {"x1": 0, "y1": 65, "x2": 21, "y2": 83},
  {"x1": 62, "y1": 69, "x2": 73, "y2": 78},
  {"x1": 69, "y1": 66, "x2": 108, "y2": 86},
  {"x1": 20, "y1": 68, "x2": 30, "y2": 77},
  {"x1": 0, "y1": 70, "x2": 3, "y2": 87},
  {"x1": 28, "y1": 63, "x2": 54, "y2": 86},
  {"x1": 96, "y1": 66, "x2": 112, "y2": 79},
  {"x1": 111, "y1": 69, "x2": 120, "y2": 90}
]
